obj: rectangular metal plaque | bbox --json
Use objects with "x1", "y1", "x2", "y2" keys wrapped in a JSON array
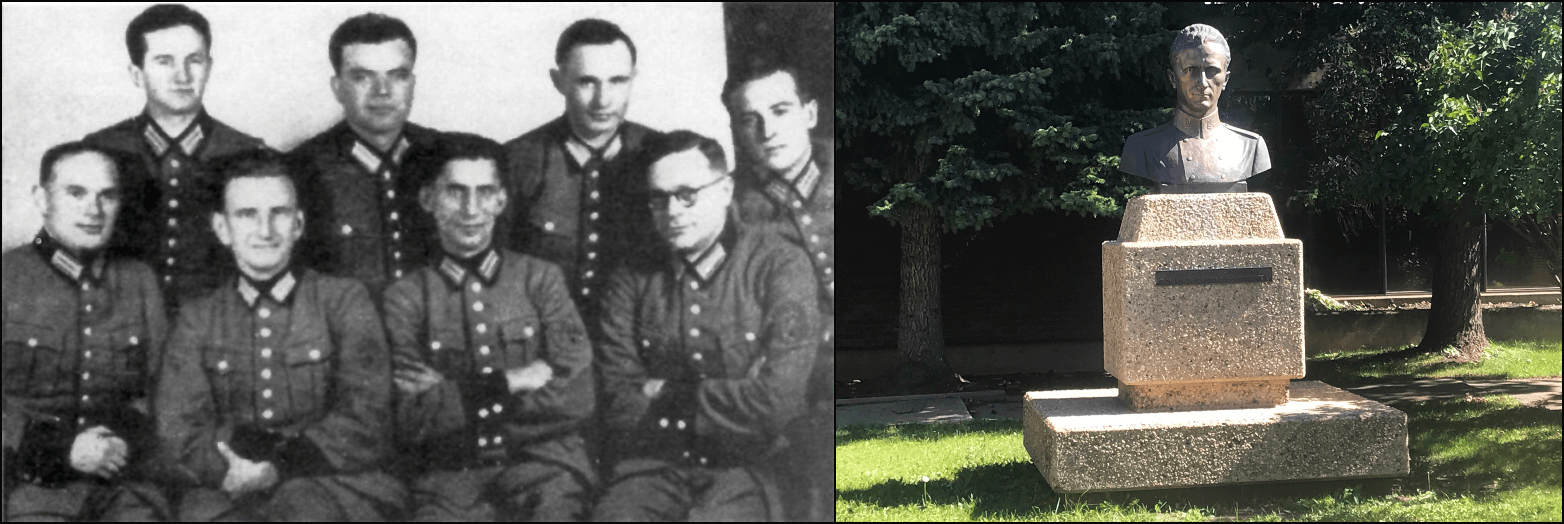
[{"x1": 1155, "y1": 267, "x2": 1273, "y2": 286}]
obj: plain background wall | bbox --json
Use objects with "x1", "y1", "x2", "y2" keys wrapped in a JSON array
[{"x1": 1, "y1": 3, "x2": 730, "y2": 252}]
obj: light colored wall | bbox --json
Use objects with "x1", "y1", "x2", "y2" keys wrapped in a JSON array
[{"x1": 1, "y1": 2, "x2": 731, "y2": 251}]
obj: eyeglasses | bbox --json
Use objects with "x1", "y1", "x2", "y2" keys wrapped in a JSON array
[{"x1": 647, "y1": 174, "x2": 728, "y2": 210}]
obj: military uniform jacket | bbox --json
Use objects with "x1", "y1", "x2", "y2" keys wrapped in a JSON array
[
  {"x1": 502, "y1": 117, "x2": 664, "y2": 324},
  {"x1": 289, "y1": 122, "x2": 442, "y2": 296},
  {"x1": 1119, "y1": 111, "x2": 1271, "y2": 185},
  {"x1": 3, "y1": 234, "x2": 167, "y2": 483},
  {"x1": 154, "y1": 268, "x2": 393, "y2": 491},
  {"x1": 82, "y1": 111, "x2": 268, "y2": 312},
  {"x1": 383, "y1": 248, "x2": 593, "y2": 477},
  {"x1": 734, "y1": 157, "x2": 835, "y2": 340},
  {"x1": 597, "y1": 223, "x2": 819, "y2": 470}
]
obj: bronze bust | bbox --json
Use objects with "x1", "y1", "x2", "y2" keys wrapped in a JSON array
[{"x1": 1121, "y1": 24, "x2": 1270, "y2": 193}]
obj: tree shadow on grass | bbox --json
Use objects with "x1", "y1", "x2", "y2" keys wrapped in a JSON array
[
  {"x1": 835, "y1": 419, "x2": 1022, "y2": 446},
  {"x1": 1402, "y1": 398, "x2": 1563, "y2": 490}
]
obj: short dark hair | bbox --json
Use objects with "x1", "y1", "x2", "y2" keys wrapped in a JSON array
[
  {"x1": 722, "y1": 59, "x2": 812, "y2": 112},
  {"x1": 556, "y1": 18, "x2": 637, "y2": 66},
  {"x1": 645, "y1": 130, "x2": 727, "y2": 174},
  {"x1": 329, "y1": 13, "x2": 417, "y2": 74},
  {"x1": 211, "y1": 149, "x2": 296, "y2": 209},
  {"x1": 126, "y1": 4, "x2": 211, "y2": 68},
  {"x1": 411, "y1": 132, "x2": 509, "y2": 191},
  {"x1": 40, "y1": 142, "x2": 123, "y2": 187}
]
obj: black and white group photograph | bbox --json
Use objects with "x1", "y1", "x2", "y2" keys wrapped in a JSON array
[{"x1": 2, "y1": 2, "x2": 833, "y2": 521}]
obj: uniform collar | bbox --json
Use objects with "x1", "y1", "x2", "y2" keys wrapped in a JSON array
[
  {"x1": 142, "y1": 110, "x2": 210, "y2": 158},
  {"x1": 32, "y1": 231, "x2": 106, "y2": 285},
  {"x1": 437, "y1": 248, "x2": 501, "y2": 287},
  {"x1": 677, "y1": 221, "x2": 736, "y2": 283},
  {"x1": 563, "y1": 125, "x2": 623, "y2": 168},
  {"x1": 1173, "y1": 108, "x2": 1223, "y2": 140},
  {"x1": 349, "y1": 132, "x2": 412, "y2": 176},
  {"x1": 765, "y1": 158, "x2": 821, "y2": 206},
  {"x1": 237, "y1": 266, "x2": 299, "y2": 308}
]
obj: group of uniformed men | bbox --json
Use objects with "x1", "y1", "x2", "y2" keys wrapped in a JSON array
[{"x1": 2, "y1": 5, "x2": 833, "y2": 521}]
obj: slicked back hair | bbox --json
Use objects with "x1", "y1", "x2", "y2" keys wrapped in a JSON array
[
  {"x1": 555, "y1": 18, "x2": 637, "y2": 66},
  {"x1": 1169, "y1": 23, "x2": 1231, "y2": 69},
  {"x1": 412, "y1": 132, "x2": 510, "y2": 191},
  {"x1": 39, "y1": 142, "x2": 124, "y2": 187},
  {"x1": 212, "y1": 149, "x2": 296, "y2": 211},
  {"x1": 126, "y1": 4, "x2": 211, "y2": 68},
  {"x1": 722, "y1": 60, "x2": 812, "y2": 113},
  {"x1": 646, "y1": 130, "x2": 727, "y2": 175},
  {"x1": 329, "y1": 13, "x2": 417, "y2": 74}
]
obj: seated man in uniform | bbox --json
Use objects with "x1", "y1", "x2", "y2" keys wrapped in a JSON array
[
  {"x1": 384, "y1": 133, "x2": 596, "y2": 520},
  {"x1": 153, "y1": 150, "x2": 405, "y2": 521},
  {"x1": 592, "y1": 131, "x2": 820, "y2": 521},
  {"x1": 3, "y1": 142, "x2": 169, "y2": 521}
]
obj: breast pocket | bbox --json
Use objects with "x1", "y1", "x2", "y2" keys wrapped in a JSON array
[
  {"x1": 283, "y1": 339, "x2": 334, "y2": 417},
  {"x1": 501, "y1": 316, "x2": 540, "y2": 370},
  {"x1": 202, "y1": 349, "x2": 240, "y2": 413},
  {"x1": 92, "y1": 320, "x2": 148, "y2": 384},
  {"x1": 3, "y1": 322, "x2": 61, "y2": 393}
]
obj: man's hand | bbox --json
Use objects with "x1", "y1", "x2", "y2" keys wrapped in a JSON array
[
  {"x1": 68, "y1": 426, "x2": 127, "y2": 479},
  {"x1": 216, "y1": 441, "x2": 278, "y2": 496},
  {"x1": 642, "y1": 378, "x2": 668, "y2": 399},
  {"x1": 394, "y1": 358, "x2": 445, "y2": 395},
  {"x1": 506, "y1": 360, "x2": 554, "y2": 393}
]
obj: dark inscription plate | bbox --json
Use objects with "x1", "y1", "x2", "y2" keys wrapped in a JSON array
[{"x1": 1155, "y1": 267, "x2": 1273, "y2": 286}]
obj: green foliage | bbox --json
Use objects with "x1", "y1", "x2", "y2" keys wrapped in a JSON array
[
  {"x1": 1306, "y1": 2, "x2": 1563, "y2": 223},
  {"x1": 1304, "y1": 288, "x2": 1359, "y2": 312},
  {"x1": 836, "y1": 3, "x2": 1170, "y2": 231}
]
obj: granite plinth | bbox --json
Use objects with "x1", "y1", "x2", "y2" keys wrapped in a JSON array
[
  {"x1": 1117, "y1": 192, "x2": 1283, "y2": 242},
  {"x1": 1118, "y1": 378, "x2": 1288, "y2": 412},
  {"x1": 1022, "y1": 381, "x2": 1409, "y2": 493}
]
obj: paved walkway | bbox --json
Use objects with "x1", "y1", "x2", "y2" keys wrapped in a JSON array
[{"x1": 836, "y1": 378, "x2": 1562, "y2": 427}]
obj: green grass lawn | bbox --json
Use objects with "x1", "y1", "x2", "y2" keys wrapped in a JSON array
[
  {"x1": 837, "y1": 340, "x2": 1564, "y2": 521},
  {"x1": 1308, "y1": 339, "x2": 1563, "y2": 385}
]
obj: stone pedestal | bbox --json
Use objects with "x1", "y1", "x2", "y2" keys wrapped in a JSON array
[{"x1": 1022, "y1": 192, "x2": 1410, "y2": 491}]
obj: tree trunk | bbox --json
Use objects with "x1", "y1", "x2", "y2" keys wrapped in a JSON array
[
  {"x1": 896, "y1": 202, "x2": 956, "y2": 390},
  {"x1": 1417, "y1": 217, "x2": 1488, "y2": 361}
]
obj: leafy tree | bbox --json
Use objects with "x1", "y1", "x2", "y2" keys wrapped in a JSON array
[
  {"x1": 836, "y1": 3, "x2": 1176, "y2": 389},
  {"x1": 1304, "y1": 2, "x2": 1562, "y2": 360}
]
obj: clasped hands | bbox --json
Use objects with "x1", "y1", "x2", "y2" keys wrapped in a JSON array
[
  {"x1": 395, "y1": 357, "x2": 553, "y2": 395},
  {"x1": 68, "y1": 425, "x2": 127, "y2": 479},
  {"x1": 216, "y1": 440, "x2": 279, "y2": 496}
]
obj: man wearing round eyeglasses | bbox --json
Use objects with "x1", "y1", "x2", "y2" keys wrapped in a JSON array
[{"x1": 592, "y1": 131, "x2": 819, "y2": 520}]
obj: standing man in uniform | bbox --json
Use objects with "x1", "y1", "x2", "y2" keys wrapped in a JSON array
[
  {"x1": 3, "y1": 143, "x2": 169, "y2": 521},
  {"x1": 291, "y1": 13, "x2": 442, "y2": 297},
  {"x1": 384, "y1": 134, "x2": 596, "y2": 520},
  {"x1": 503, "y1": 18, "x2": 665, "y2": 332},
  {"x1": 83, "y1": 3, "x2": 269, "y2": 315},
  {"x1": 725, "y1": 62, "x2": 834, "y2": 520},
  {"x1": 592, "y1": 131, "x2": 819, "y2": 521},
  {"x1": 154, "y1": 150, "x2": 404, "y2": 520}
]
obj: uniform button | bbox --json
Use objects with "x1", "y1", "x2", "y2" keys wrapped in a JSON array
[
  {"x1": 84, "y1": 327, "x2": 92, "y2": 336},
  {"x1": 581, "y1": 287, "x2": 591, "y2": 296},
  {"x1": 690, "y1": 304, "x2": 701, "y2": 314},
  {"x1": 130, "y1": 336, "x2": 139, "y2": 345},
  {"x1": 85, "y1": 304, "x2": 93, "y2": 313},
  {"x1": 689, "y1": 328, "x2": 700, "y2": 338},
  {"x1": 217, "y1": 360, "x2": 229, "y2": 371},
  {"x1": 682, "y1": 450, "x2": 691, "y2": 458},
  {"x1": 386, "y1": 189, "x2": 395, "y2": 199},
  {"x1": 395, "y1": 270, "x2": 404, "y2": 278},
  {"x1": 261, "y1": 369, "x2": 272, "y2": 380},
  {"x1": 587, "y1": 233, "x2": 599, "y2": 243},
  {"x1": 82, "y1": 395, "x2": 90, "y2": 403},
  {"x1": 476, "y1": 323, "x2": 487, "y2": 334},
  {"x1": 392, "y1": 232, "x2": 401, "y2": 240},
  {"x1": 824, "y1": 267, "x2": 833, "y2": 276},
  {"x1": 494, "y1": 436, "x2": 503, "y2": 444},
  {"x1": 692, "y1": 352, "x2": 703, "y2": 361},
  {"x1": 390, "y1": 212, "x2": 400, "y2": 221},
  {"x1": 168, "y1": 238, "x2": 178, "y2": 248},
  {"x1": 84, "y1": 350, "x2": 92, "y2": 359},
  {"x1": 659, "y1": 418, "x2": 669, "y2": 428},
  {"x1": 262, "y1": 409, "x2": 273, "y2": 419},
  {"x1": 492, "y1": 404, "x2": 503, "y2": 413},
  {"x1": 168, "y1": 217, "x2": 179, "y2": 227},
  {"x1": 480, "y1": 345, "x2": 491, "y2": 355},
  {"x1": 78, "y1": 416, "x2": 87, "y2": 426},
  {"x1": 585, "y1": 270, "x2": 594, "y2": 279},
  {"x1": 523, "y1": 327, "x2": 534, "y2": 338},
  {"x1": 394, "y1": 251, "x2": 402, "y2": 260},
  {"x1": 259, "y1": 328, "x2": 272, "y2": 338},
  {"x1": 641, "y1": 339, "x2": 650, "y2": 348},
  {"x1": 792, "y1": 200, "x2": 803, "y2": 209},
  {"x1": 479, "y1": 408, "x2": 490, "y2": 418},
  {"x1": 470, "y1": 282, "x2": 482, "y2": 292},
  {"x1": 688, "y1": 281, "x2": 699, "y2": 290},
  {"x1": 544, "y1": 221, "x2": 555, "y2": 232},
  {"x1": 699, "y1": 457, "x2": 709, "y2": 466},
  {"x1": 261, "y1": 348, "x2": 272, "y2": 358},
  {"x1": 82, "y1": 372, "x2": 91, "y2": 381},
  {"x1": 171, "y1": 159, "x2": 182, "y2": 169},
  {"x1": 168, "y1": 199, "x2": 179, "y2": 209},
  {"x1": 817, "y1": 252, "x2": 828, "y2": 261},
  {"x1": 473, "y1": 302, "x2": 484, "y2": 312},
  {"x1": 824, "y1": 330, "x2": 833, "y2": 342},
  {"x1": 82, "y1": 282, "x2": 92, "y2": 291},
  {"x1": 478, "y1": 438, "x2": 488, "y2": 447},
  {"x1": 745, "y1": 332, "x2": 756, "y2": 342},
  {"x1": 309, "y1": 349, "x2": 321, "y2": 360},
  {"x1": 169, "y1": 176, "x2": 180, "y2": 186},
  {"x1": 259, "y1": 307, "x2": 271, "y2": 319},
  {"x1": 482, "y1": 367, "x2": 494, "y2": 374},
  {"x1": 810, "y1": 234, "x2": 820, "y2": 244},
  {"x1": 263, "y1": 389, "x2": 273, "y2": 399},
  {"x1": 589, "y1": 170, "x2": 599, "y2": 179},
  {"x1": 166, "y1": 257, "x2": 176, "y2": 266},
  {"x1": 27, "y1": 338, "x2": 36, "y2": 347},
  {"x1": 676, "y1": 419, "x2": 687, "y2": 430},
  {"x1": 589, "y1": 212, "x2": 599, "y2": 221},
  {"x1": 589, "y1": 190, "x2": 600, "y2": 200},
  {"x1": 431, "y1": 341, "x2": 442, "y2": 350},
  {"x1": 801, "y1": 215, "x2": 813, "y2": 226},
  {"x1": 341, "y1": 224, "x2": 354, "y2": 236}
]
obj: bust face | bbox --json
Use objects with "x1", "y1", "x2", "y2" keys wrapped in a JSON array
[{"x1": 1167, "y1": 42, "x2": 1228, "y2": 118}]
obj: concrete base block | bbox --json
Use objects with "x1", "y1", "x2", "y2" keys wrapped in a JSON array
[
  {"x1": 1118, "y1": 378, "x2": 1288, "y2": 412},
  {"x1": 1023, "y1": 381, "x2": 1408, "y2": 492}
]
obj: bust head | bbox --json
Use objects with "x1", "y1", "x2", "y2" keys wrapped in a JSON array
[{"x1": 1166, "y1": 24, "x2": 1230, "y2": 118}]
